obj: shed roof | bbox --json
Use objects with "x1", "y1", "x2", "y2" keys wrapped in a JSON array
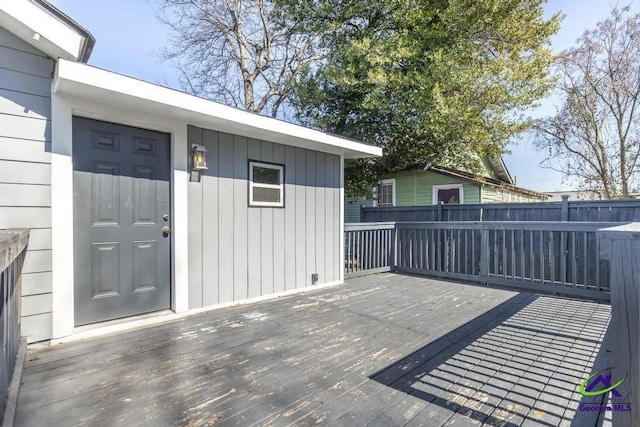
[{"x1": 53, "y1": 59, "x2": 382, "y2": 159}]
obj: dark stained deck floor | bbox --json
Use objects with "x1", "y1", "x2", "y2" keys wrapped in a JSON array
[{"x1": 15, "y1": 274, "x2": 611, "y2": 426}]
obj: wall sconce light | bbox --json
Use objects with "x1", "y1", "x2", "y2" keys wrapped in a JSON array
[{"x1": 191, "y1": 144, "x2": 208, "y2": 171}]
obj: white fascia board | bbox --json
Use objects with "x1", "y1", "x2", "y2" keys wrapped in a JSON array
[
  {"x1": 0, "y1": 0, "x2": 84, "y2": 61},
  {"x1": 53, "y1": 59, "x2": 383, "y2": 159}
]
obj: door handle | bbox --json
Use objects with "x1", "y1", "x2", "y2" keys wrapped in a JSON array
[{"x1": 162, "y1": 225, "x2": 171, "y2": 236}]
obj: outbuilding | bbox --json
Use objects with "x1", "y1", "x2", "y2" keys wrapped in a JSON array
[{"x1": 0, "y1": 0, "x2": 381, "y2": 342}]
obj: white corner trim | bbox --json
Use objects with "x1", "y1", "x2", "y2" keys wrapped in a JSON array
[
  {"x1": 53, "y1": 60, "x2": 382, "y2": 159},
  {"x1": 172, "y1": 127, "x2": 189, "y2": 314},
  {"x1": 51, "y1": 94, "x2": 74, "y2": 339},
  {"x1": 0, "y1": 1, "x2": 84, "y2": 61},
  {"x1": 339, "y1": 154, "x2": 345, "y2": 283},
  {"x1": 432, "y1": 183, "x2": 464, "y2": 205}
]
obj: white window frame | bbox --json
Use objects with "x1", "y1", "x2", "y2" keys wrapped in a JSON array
[
  {"x1": 374, "y1": 178, "x2": 396, "y2": 207},
  {"x1": 249, "y1": 161, "x2": 284, "y2": 207},
  {"x1": 432, "y1": 184, "x2": 464, "y2": 204}
]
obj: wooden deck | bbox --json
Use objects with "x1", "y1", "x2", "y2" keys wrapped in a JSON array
[{"x1": 14, "y1": 274, "x2": 611, "y2": 426}]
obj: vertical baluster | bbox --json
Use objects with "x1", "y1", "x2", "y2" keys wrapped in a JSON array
[
  {"x1": 540, "y1": 230, "x2": 545, "y2": 286},
  {"x1": 560, "y1": 231, "x2": 566, "y2": 287},
  {"x1": 572, "y1": 231, "x2": 577, "y2": 288},
  {"x1": 550, "y1": 231, "x2": 555, "y2": 285},
  {"x1": 529, "y1": 230, "x2": 534, "y2": 283},
  {"x1": 519, "y1": 229, "x2": 524, "y2": 281},
  {"x1": 583, "y1": 232, "x2": 588, "y2": 289}
]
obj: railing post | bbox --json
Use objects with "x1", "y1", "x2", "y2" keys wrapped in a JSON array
[
  {"x1": 561, "y1": 195, "x2": 569, "y2": 221},
  {"x1": 480, "y1": 227, "x2": 489, "y2": 278},
  {"x1": 597, "y1": 223, "x2": 640, "y2": 427},
  {"x1": 393, "y1": 224, "x2": 398, "y2": 271},
  {"x1": 438, "y1": 201, "x2": 444, "y2": 222}
]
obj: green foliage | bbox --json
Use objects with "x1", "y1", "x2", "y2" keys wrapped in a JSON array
[{"x1": 281, "y1": 0, "x2": 560, "y2": 197}]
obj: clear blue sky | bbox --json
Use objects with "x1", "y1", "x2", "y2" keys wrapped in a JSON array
[{"x1": 50, "y1": 0, "x2": 640, "y2": 192}]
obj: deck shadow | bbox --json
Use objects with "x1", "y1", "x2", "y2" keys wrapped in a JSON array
[{"x1": 369, "y1": 292, "x2": 611, "y2": 426}]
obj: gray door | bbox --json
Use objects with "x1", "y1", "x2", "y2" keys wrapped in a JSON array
[{"x1": 73, "y1": 117, "x2": 171, "y2": 326}]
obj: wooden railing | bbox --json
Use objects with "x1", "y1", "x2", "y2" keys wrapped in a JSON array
[
  {"x1": 598, "y1": 224, "x2": 640, "y2": 427},
  {"x1": 345, "y1": 223, "x2": 396, "y2": 278},
  {"x1": 0, "y1": 229, "x2": 29, "y2": 420},
  {"x1": 345, "y1": 222, "x2": 617, "y2": 300}
]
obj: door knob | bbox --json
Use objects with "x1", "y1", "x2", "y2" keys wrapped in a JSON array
[
  {"x1": 163, "y1": 214, "x2": 170, "y2": 221},
  {"x1": 162, "y1": 225, "x2": 171, "y2": 236}
]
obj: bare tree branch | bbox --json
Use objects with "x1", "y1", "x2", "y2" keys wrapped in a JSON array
[
  {"x1": 155, "y1": 0, "x2": 319, "y2": 117},
  {"x1": 533, "y1": 7, "x2": 640, "y2": 198}
]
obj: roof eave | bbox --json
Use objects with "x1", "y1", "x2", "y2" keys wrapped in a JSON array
[
  {"x1": 0, "y1": 0, "x2": 94, "y2": 62},
  {"x1": 53, "y1": 60, "x2": 382, "y2": 159}
]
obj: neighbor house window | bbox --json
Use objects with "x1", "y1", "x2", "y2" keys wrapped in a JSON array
[
  {"x1": 249, "y1": 161, "x2": 284, "y2": 207},
  {"x1": 376, "y1": 179, "x2": 396, "y2": 207},
  {"x1": 433, "y1": 184, "x2": 464, "y2": 204}
]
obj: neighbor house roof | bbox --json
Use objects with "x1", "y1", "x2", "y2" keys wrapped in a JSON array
[
  {"x1": 53, "y1": 59, "x2": 383, "y2": 159},
  {"x1": 0, "y1": 0, "x2": 94, "y2": 62},
  {"x1": 486, "y1": 156, "x2": 513, "y2": 184},
  {"x1": 427, "y1": 165, "x2": 548, "y2": 199}
]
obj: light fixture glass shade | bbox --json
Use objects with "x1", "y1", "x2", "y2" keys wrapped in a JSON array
[{"x1": 192, "y1": 144, "x2": 208, "y2": 170}]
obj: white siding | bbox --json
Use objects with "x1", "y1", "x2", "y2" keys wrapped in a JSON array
[
  {"x1": 187, "y1": 125, "x2": 341, "y2": 309},
  {"x1": 0, "y1": 27, "x2": 54, "y2": 342}
]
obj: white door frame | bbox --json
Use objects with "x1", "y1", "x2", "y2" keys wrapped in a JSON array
[{"x1": 51, "y1": 93, "x2": 189, "y2": 339}]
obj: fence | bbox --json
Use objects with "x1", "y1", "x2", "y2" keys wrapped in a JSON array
[
  {"x1": 1, "y1": 229, "x2": 29, "y2": 420},
  {"x1": 345, "y1": 222, "x2": 616, "y2": 300},
  {"x1": 361, "y1": 197, "x2": 640, "y2": 223}
]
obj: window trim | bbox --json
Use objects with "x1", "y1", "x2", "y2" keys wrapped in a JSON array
[
  {"x1": 248, "y1": 160, "x2": 285, "y2": 208},
  {"x1": 432, "y1": 183, "x2": 464, "y2": 204},
  {"x1": 374, "y1": 178, "x2": 396, "y2": 207}
]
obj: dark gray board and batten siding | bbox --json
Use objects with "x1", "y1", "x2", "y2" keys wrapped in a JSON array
[
  {"x1": 0, "y1": 27, "x2": 54, "y2": 342},
  {"x1": 187, "y1": 125, "x2": 340, "y2": 308}
]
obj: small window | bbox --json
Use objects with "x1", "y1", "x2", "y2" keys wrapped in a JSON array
[
  {"x1": 433, "y1": 184, "x2": 464, "y2": 204},
  {"x1": 376, "y1": 179, "x2": 396, "y2": 207},
  {"x1": 249, "y1": 161, "x2": 284, "y2": 207}
]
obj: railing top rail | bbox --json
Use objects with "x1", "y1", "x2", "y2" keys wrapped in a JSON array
[
  {"x1": 0, "y1": 229, "x2": 30, "y2": 272},
  {"x1": 569, "y1": 199, "x2": 640, "y2": 207},
  {"x1": 393, "y1": 221, "x2": 627, "y2": 231},
  {"x1": 344, "y1": 222, "x2": 396, "y2": 231}
]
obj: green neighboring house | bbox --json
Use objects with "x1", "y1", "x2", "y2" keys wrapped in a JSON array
[
  {"x1": 345, "y1": 156, "x2": 548, "y2": 222},
  {"x1": 377, "y1": 157, "x2": 548, "y2": 206}
]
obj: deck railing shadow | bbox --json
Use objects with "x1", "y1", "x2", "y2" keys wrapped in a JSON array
[{"x1": 368, "y1": 291, "x2": 610, "y2": 426}]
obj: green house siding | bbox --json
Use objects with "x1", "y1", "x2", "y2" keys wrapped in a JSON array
[
  {"x1": 480, "y1": 185, "x2": 504, "y2": 203},
  {"x1": 345, "y1": 198, "x2": 373, "y2": 222},
  {"x1": 388, "y1": 170, "x2": 481, "y2": 206}
]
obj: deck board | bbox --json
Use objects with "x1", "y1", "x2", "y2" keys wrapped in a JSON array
[{"x1": 14, "y1": 273, "x2": 610, "y2": 426}]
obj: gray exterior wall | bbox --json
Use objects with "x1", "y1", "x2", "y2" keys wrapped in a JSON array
[
  {"x1": 187, "y1": 125, "x2": 341, "y2": 308},
  {"x1": 0, "y1": 27, "x2": 54, "y2": 342}
]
